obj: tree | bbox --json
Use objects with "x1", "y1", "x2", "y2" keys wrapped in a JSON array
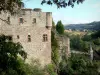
[
  {"x1": 0, "y1": 0, "x2": 85, "y2": 14},
  {"x1": 52, "y1": 20, "x2": 56, "y2": 29},
  {"x1": 91, "y1": 31, "x2": 100, "y2": 39},
  {"x1": 0, "y1": 35, "x2": 27, "y2": 75},
  {"x1": 82, "y1": 34, "x2": 92, "y2": 41},
  {"x1": 93, "y1": 38, "x2": 100, "y2": 45},
  {"x1": 41, "y1": 0, "x2": 85, "y2": 8},
  {"x1": 51, "y1": 30, "x2": 59, "y2": 65},
  {"x1": 0, "y1": 0, "x2": 85, "y2": 24},
  {"x1": 56, "y1": 21, "x2": 64, "y2": 34},
  {"x1": 59, "y1": 54, "x2": 99, "y2": 75},
  {"x1": 70, "y1": 35, "x2": 90, "y2": 52},
  {"x1": 0, "y1": 0, "x2": 23, "y2": 14}
]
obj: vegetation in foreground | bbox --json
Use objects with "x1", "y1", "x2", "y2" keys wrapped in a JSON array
[
  {"x1": 0, "y1": 21, "x2": 100, "y2": 75},
  {"x1": 0, "y1": 35, "x2": 46, "y2": 75},
  {"x1": 51, "y1": 21, "x2": 100, "y2": 75}
]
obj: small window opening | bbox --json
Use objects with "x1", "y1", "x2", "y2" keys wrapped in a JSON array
[
  {"x1": 7, "y1": 17, "x2": 10, "y2": 24},
  {"x1": 19, "y1": 17, "x2": 23, "y2": 23},
  {"x1": 7, "y1": 36, "x2": 12, "y2": 41},
  {"x1": 17, "y1": 35, "x2": 19, "y2": 39},
  {"x1": 33, "y1": 18, "x2": 36, "y2": 24},
  {"x1": 43, "y1": 34, "x2": 48, "y2": 42},
  {"x1": 28, "y1": 35, "x2": 31, "y2": 42}
]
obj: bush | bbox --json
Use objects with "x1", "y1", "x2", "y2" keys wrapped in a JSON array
[
  {"x1": 58, "y1": 54, "x2": 99, "y2": 75},
  {"x1": 45, "y1": 64, "x2": 57, "y2": 75},
  {"x1": 93, "y1": 38, "x2": 100, "y2": 45}
]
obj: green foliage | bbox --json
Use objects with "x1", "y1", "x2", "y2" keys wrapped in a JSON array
[
  {"x1": 65, "y1": 21, "x2": 100, "y2": 31},
  {"x1": 41, "y1": 0, "x2": 85, "y2": 8},
  {"x1": 70, "y1": 35, "x2": 89, "y2": 52},
  {"x1": 64, "y1": 32, "x2": 70, "y2": 37},
  {"x1": 91, "y1": 30, "x2": 100, "y2": 39},
  {"x1": 52, "y1": 20, "x2": 56, "y2": 29},
  {"x1": 0, "y1": 0, "x2": 23, "y2": 14},
  {"x1": 0, "y1": 35, "x2": 46, "y2": 75},
  {"x1": 51, "y1": 21, "x2": 60, "y2": 75},
  {"x1": 0, "y1": 35, "x2": 27, "y2": 75},
  {"x1": 56, "y1": 20, "x2": 64, "y2": 34},
  {"x1": 22, "y1": 60, "x2": 45, "y2": 75},
  {"x1": 82, "y1": 34, "x2": 92, "y2": 41},
  {"x1": 70, "y1": 31, "x2": 100, "y2": 51},
  {"x1": 45, "y1": 64, "x2": 57, "y2": 75},
  {"x1": 93, "y1": 38, "x2": 100, "y2": 45},
  {"x1": 0, "y1": 0, "x2": 85, "y2": 14},
  {"x1": 59, "y1": 54, "x2": 99, "y2": 75},
  {"x1": 51, "y1": 31, "x2": 59, "y2": 65}
]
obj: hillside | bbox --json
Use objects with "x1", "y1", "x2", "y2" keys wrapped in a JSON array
[{"x1": 64, "y1": 21, "x2": 100, "y2": 31}]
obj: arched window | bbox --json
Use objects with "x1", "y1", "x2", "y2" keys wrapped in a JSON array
[
  {"x1": 28, "y1": 35, "x2": 31, "y2": 42},
  {"x1": 43, "y1": 34, "x2": 48, "y2": 42}
]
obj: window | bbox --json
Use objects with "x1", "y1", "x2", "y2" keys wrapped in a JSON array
[
  {"x1": 28, "y1": 35, "x2": 31, "y2": 42},
  {"x1": 7, "y1": 17, "x2": 10, "y2": 24},
  {"x1": 43, "y1": 34, "x2": 48, "y2": 42},
  {"x1": 32, "y1": 18, "x2": 36, "y2": 24},
  {"x1": 8, "y1": 36, "x2": 12, "y2": 41},
  {"x1": 19, "y1": 17, "x2": 23, "y2": 23},
  {"x1": 17, "y1": 35, "x2": 19, "y2": 39},
  {"x1": 6, "y1": 36, "x2": 12, "y2": 41}
]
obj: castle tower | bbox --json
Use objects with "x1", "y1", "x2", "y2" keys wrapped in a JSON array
[
  {"x1": 46, "y1": 12, "x2": 52, "y2": 29},
  {"x1": 0, "y1": 8, "x2": 52, "y2": 67}
]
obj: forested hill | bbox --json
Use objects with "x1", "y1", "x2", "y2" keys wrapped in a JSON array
[{"x1": 64, "y1": 21, "x2": 100, "y2": 31}]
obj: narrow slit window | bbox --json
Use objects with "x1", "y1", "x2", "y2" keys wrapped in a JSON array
[
  {"x1": 28, "y1": 35, "x2": 31, "y2": 42},
  {"x1": 33, "y1": 18, "x2": 36, "y2": 24},
  {"x1": 7, "y1": 17, "x2": 10, "y2": 24},
  {"x1": 43, "y1": 34, "x2": 48, "y2": 42},
  {"x1": 19, "y1": 17, "x2": 23, "y2": 23}
]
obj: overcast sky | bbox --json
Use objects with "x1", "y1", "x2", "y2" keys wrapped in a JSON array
[{"x1": 23, "y1": 0, "x2": 100, "y2": 25}]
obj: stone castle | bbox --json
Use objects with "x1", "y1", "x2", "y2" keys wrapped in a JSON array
[
  {"x1": 0, "y1": 8, "x2": 52, "y2": 66},
  {"x1": 0, "y1": 8, "x2": 70, "y2": 66}
]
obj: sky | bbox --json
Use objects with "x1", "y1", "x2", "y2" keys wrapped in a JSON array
[{"x1": 23, "y1": 0, "x2": 100, "y2": 25}]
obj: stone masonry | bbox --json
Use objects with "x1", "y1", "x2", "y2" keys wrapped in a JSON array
[{"x1": 0, "y1": 8, "x2": 52, "y2": 66}]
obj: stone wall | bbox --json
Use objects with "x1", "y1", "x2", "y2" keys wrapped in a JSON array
[
  {"x1": 0, "y1": 8, "x2": 52, "y2": 66},
  {"x1": 56, "y1": 35, "x2": 70, "y2": 62}
]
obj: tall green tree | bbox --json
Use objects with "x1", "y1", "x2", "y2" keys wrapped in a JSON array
[
  {"x1": 56, "y1": 20, "x2": 64, "y2": 34},
  {"x1": 0, "y1": 35, "x2": 27, "y2": 75}
]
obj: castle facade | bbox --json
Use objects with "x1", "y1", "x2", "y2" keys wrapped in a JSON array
[{"x1": 0, "y1": 8, "x2": 52, "y2": 66}]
